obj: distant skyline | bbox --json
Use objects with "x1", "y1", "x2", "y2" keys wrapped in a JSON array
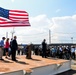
[{"x1": 0, "y1": 0, "x2": 76, "y2": 44}]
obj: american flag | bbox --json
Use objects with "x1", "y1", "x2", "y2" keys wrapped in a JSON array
[{"x1": 0, "y1": 7, "x2": 30, "y2": 27}]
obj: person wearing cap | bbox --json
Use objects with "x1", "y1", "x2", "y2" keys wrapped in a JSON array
[{"x1": 0, "y1": 37, "x2": 6, "y2": 60}]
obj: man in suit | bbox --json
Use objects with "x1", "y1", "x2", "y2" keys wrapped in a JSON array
[
  {"x1": 11, "y1": 36, "x2": 18, "y2": 61},
  {"x1": 42, "y1": 39, "x2": 47, "y2": 58}
]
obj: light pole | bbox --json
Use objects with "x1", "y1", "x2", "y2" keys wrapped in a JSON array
[
  {"x1": 49, "y1": 25, "x2": 53, "y2": 45},
  {"x1": 11, "y1": 27, "x2": 15, "y2": 39},
  {"x1": 71, "y1": 37, "x2": 73, "y2": 43},
  {"x1": 6, "y1": 32, "x2": 8, "y2": 39},
  {"x1": 49, "y1": 29, "x2": 51, "y2": 44}
]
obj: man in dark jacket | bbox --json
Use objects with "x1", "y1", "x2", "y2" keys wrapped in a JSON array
[
  {"x1": 11, "y1": 36, "x2": 18, "y2": 61},
  {"x1": 42, "y1": 39, "x2": 47, "y2": 58}
]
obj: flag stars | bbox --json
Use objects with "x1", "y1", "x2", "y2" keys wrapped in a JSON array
[{"x1": 0, "y1": 7, "x2": 9, "y2": 19}]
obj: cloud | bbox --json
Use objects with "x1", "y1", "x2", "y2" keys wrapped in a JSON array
[
  {"x1": 56, "y1": 9, "x2": 61, "y2": 13},
  {"x1": 17, "y1": 14, "x2": 52, "y2": 44},
  {"x1": 17, "y1": 14, "x2": 76, "y2": 44},
  {"x1": 1, "y1": 14, "x2": 76, "y2": 44},
  {"x1": 51, "y1": 15, "x2": 76, "y2": 43},
  {"x1": 11, "y1": 0, "x2": 14, "y2": 2},
  {"x1": 0, "y1": 14, "x2": 51, "y2": 44}
]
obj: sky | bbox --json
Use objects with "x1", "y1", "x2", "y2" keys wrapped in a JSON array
[{"x1": 0, "y1": 0, "x2": 76, "y2": 44}]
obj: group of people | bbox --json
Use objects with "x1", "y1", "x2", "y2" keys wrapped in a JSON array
[
  {"x1": 0, "y1": 37, "x2": 75, "y2": 62},
  {"x1": 34, "y1": 39, "x2": 76, "y2": 60},
  {"x1": 0, "y1": 36, "x2": 18, "y2": 61}
]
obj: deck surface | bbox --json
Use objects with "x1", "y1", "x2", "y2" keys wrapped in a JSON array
[{"x1": 0, "y1": 55, "x2": 69, "y2": 73}]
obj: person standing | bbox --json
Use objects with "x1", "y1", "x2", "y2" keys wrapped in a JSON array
[
  {"x1": 11, "y1": 36, "x2": 18, "y2": 61},
  {"x1": 42, "y1": 39, "x2": 47, "y2": 58},
  {"x1": 0, "y1": 37, "x2": 6, "y2": 60},
  {"x1": 8, "y1": 38, "x2": 13, "y2": 57},
  {"x1": 71, "y1": 46, "x2": 75, "y2": 60},
  {"x1": 5, "y1": 38, "x2": 10, "y2": 58}
]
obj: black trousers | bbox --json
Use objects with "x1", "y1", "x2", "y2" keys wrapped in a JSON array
[
  {"x1": 42, "y1": 51, "x2": 46, "y2": 58},
  {"x1": 11, "y1": 49, "x2": 16, "y2": 60},
  {"x1": 71, "y1": 52, "x2": 75, "y2": 59}
]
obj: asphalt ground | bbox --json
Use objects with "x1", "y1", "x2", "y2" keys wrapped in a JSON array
[{"x1": 57, "y1": 60, "x2": 76, "y2": 75}]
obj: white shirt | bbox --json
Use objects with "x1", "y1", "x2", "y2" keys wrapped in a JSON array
[
  {"x1": 59, "y1": 47, "x2": 62, "y2": 51},
  {"x1": 71, "y1": 48, "x2": 75, "y2": 53}
]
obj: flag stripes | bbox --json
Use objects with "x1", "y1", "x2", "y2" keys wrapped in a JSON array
[{"x1": 0, "y1": 7, "x2": 30, "y2": 27}]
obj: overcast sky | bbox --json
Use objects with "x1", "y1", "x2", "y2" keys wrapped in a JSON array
[{"x1": 0, "y1": 0, "x2": 76, "y2": 44}]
